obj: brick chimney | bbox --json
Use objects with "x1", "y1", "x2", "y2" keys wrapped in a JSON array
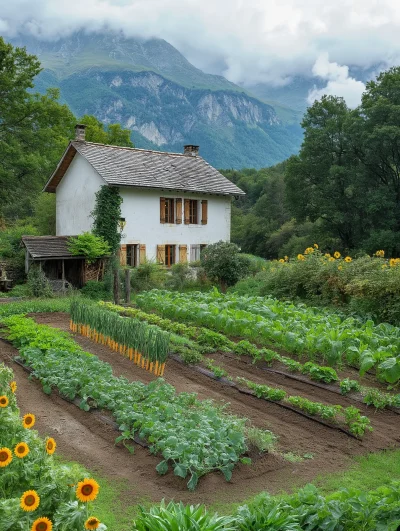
[
  {"x1": 183, "y1": 145, "x2": 199, "y2": 156},
  {"x1": 75, "y1": 124, "x2": 87, "y2": 141}
]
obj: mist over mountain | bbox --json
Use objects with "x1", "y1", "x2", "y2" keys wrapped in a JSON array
[{"x1": 11, "y1": 31, "x2": 304, "y2": 169}]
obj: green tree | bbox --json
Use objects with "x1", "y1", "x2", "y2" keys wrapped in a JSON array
[
  {"x1": 68, "y1": 232, "x2": 110, "y2": 263},
  {"x1": 80, "y1": 115, "x2": 133, "y2": 147}
]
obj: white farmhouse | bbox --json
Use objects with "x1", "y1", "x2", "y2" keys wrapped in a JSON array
[{"x1": 43, "y1": 124, "x2": 245, "y2": 268}]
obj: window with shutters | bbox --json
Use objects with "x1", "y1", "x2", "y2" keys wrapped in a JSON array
[
  {"x1": 165, "y1": 244, "x2": 176, "y2": 267},
  {"x1": 126, "y1": 244, "x2": 139, "y2": 267},
  {"x1": 189, "y1": 200, "x2": 198, "y2": 224},
  {"x1": 165, "y1": 198, "x2": 174, "y2": 223}
]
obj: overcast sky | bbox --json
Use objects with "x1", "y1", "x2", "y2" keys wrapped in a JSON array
[{"x1": 1, "y1": 0, "x2": 400, "y2": 107}]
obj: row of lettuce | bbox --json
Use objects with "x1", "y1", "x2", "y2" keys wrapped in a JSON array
[{"x1": 134, "y1": 290, "x2": 400, "y2": 385}]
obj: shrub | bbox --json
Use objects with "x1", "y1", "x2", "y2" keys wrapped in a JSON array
[
  {"x1": 68, "y1": 232, "x2": 110, "y2": 264},
  {"x1": 27, "y1": 265, "x2": 53, "y2": 298},
  {"x1": 201, "y1": 241, "x2": 252, "y2": 290},
  {"x1": 131, "y1": 261, "x2": 167, "y2": 292},
  {"x1": 81, "y1": 280, "x2": 110, "y2": 300},
  {"x1": 165, "y1": 262, "x2": 193, "y2": 291}
]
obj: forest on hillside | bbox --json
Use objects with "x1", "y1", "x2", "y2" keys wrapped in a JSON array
[{"x1": 224, "y1": 67, "x2": 400, "y2": 258}]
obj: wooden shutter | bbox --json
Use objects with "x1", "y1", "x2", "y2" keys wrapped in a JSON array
[
  {"x1": 119, "y1": 244, "x2": 127, "y2": 266},
  {"x1": 184, "y1": 199, "x2": 190, "y2": 224},
  {"x1": 157, "y1": 244, "x2": 166, "y2": 265},
  {"x1": 201, "y1": 200, "x2": 208, "y2": 225},
  {"x1": 179, "y1": 244, "x2": 188, "y2": 263},
  {"x1": 176, "y1": 198, "x2": 182, "y2": 224},
  {"x1": 160, "y1": 197, "x2": 166, "y2": 224},
  {"x1": 139, "y1": 244, "x2": 146, "y2": 264}
]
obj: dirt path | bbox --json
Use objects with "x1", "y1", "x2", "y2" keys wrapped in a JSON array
[{"x1": 1, "y1": 311, "x2": 399, "y2": 507}]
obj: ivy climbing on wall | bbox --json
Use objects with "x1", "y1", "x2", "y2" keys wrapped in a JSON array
[{"x1": 91, "y1": 186, "x2": 123, "y2": 255}]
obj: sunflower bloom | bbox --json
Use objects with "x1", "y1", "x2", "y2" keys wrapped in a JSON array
[
  {"x1": 31, "y1": 517, "x2": 53, "y2": 531},
  {"x1": 328, "y1": 257, "x2": 335, "y2": 262},
  {"x1": 344, "y1": 256, "x2": 352, "y2": 263},
  {"x1": 338, "y1": 265, "x2": 343, "y2": 271},
  {"x1": 279, "y1": 258, "x2": 285, "y2": 263},
  {"x1": 15, "y1": 442, "x2": 30, "y2": 458},
  {"x1": 20, "y1": 490, "x2": 40, "y2": 512},
  {"x1": 313, "y1": 243, "x2": 319, "y2": 249},
  {"x1": 297, "y1": 254, "x2": 305, "y2": 261},
  {"x1": 46, "y1": 438, "x2": 56, "y2": 455},
  {"x1": 23, "y1": 413, "x2": 36, "y2": 429},
  {"x1": 0, "y1": 447, "x2": 12, "y2": 467},
  {"x1": 76, "y1": 478, "x2": 100, "y2": 502},
  {"x1": 375, "y1": 250, "x2": 385, "y2": 258},
  {"x1": 85, "y1": 516, "x2": 101, "y2": 530},
  {"x1": 304, "y1": 247, "x2": 314, "y2": 255},
  {"x1": 333, "y1": 251, "x2": 341, "y2": 259},
  {"x1": 10, "y1": 381, "x2": 17, "y2": 393},
  {"x1": 324, "y1": 253, "x2": 331, "y2": 258},
  {"x1": 0, "y1": 395, "x2": 9, "y2": 408},
  {"x1": 284, "y1": 255, "x2": 289, "y2": 261}
]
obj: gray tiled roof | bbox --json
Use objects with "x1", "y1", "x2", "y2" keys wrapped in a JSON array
[
  {"x1": 70, "y1": 141, "x2": 245, "y2": 196},
  {"x1": 22, "y1": 236, "x2": 82, "y2": 259}
]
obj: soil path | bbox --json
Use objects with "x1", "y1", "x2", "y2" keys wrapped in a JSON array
[{"x1": 1, "y1": 311, "x2": 399, "y2": 507}]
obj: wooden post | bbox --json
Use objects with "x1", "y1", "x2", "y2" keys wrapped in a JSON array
[
  {"x1": 125, "y1": 268, "x2": 131, "y2": 304},
  {"x1": 62, "y1": 259, "x2": 65, "y2": 294},
  {"x1": 113, "y1": 267, "x2": 120, "y2": 305}
]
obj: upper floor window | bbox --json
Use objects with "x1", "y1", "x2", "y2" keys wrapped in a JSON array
[
  {"x1": 160, "y1": 197, "x2": 174, "y2": 224},
  {"x1": 189, "y1": 200, "x2": 198, "y2": 224}
]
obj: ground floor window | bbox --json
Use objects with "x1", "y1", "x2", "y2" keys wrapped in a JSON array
[
  {"x1": 165, "y1": 244, "x2": 176, "y2": 267},
  {"x1": 190, "y1": 243, "x2": 207, "y2": 261},
  {"x1": 126, "y1": 244, "x2": 139, "y2": 267}
]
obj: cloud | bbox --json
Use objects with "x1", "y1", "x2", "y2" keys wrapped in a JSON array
[
  {"x1": 307, "y1": 53, "x2": 366, "y2": 107},
  {"x1": 1, "y1": 0, "x2": 400, "y2": 88}
]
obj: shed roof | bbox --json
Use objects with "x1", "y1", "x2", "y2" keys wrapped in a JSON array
[
  {"x1": 44, "y1": 141, "x2": 245, "y2": 196},
  {"x1": 22, "y1": 236, "x2": 83, "y2": 260}
]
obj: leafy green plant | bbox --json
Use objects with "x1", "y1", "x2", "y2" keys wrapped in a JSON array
[
  {"x1": 26, "y1": 265, "x2": 53, "y2": 298},
  {"x1": 340, "y1": 378, "x2": 362, "y2": 395},
  {"x1": 245, "y1": 427, "x2": 277, "y2": 453},
  {"x1": 204, "y1": 358, "x2": 228, "y2": 379},
  {"x1": 302, "y1": 362, "x2": 339, "y2": 383},
  {"x1": 68, "y1": 232, "x2": 110, "y2": 264}
]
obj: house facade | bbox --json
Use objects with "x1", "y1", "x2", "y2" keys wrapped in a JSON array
[{"x1": 43, "y1": 125, "x2": 245, "y2": 267}]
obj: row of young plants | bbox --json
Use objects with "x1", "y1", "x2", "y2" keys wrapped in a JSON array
[
  {"x1": 70, "y1": 301, "x2": 170, "y2": 375},
  {"x1": 104, "y1": 301, "x2": 400, "y2": 410},
  {"x1": 2, "y1": 315, "x2": 263, "y2": 491},
  {"x1": 135, "y1": 290, "x2": 400, "y2": 385},
  {"x1": 130, "y1": 482, "x2": 400, "y2": 530},
  {"x1": 0, "y1": 298, "x2": 72, "y2": 318},
  {"x1": 235, "y1": 377, "x2": 372, "y2": 437},
  {"x1": 0, "y1": 364, "x2": 106, "y2": 531}
]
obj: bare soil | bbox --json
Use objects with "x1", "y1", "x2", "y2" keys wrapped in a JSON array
[{"x1": 1, "y1": 311, "x2": 399, "y2": 507}]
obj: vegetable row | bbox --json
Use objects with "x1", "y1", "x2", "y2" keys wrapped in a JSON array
[
  {"x1": 70, "y1": 300, "x2": 169, "y2": 375},
  {"x1": 135, "y1": 290, "x2": 400, "y2": 385},
  {"x1": 3, "y1": 315, "x2": 256, "y2": 490}
]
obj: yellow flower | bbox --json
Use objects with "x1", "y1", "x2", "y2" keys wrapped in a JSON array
[
  {"x1": 328, "y1": 257, "x2": 335, "y2": 262},
  {"x1": 10, "y1": 381, "x2": 17, "y2": 393},
  {"x1": 0, "y1": 447, "x2": 12, "y2": 467},
  {"x1": 333, "y1": 251, "x2": 341, "y2": 259},
  {"x1": 344, "y1": 256, "x2": 352, "y2": 263},
  {"x1": 14, "y1": 442, "x2": 30, "y2": 458},
  {"x1": 297, "y1": 254, "x2": 305, "y2": 261},
  {"x1": 279, "y1": 258, "x2": 285, "y2": 263},
  {"x1": 375, "y1": 250, "x2": 385, "y2": 258},
  {"x1": 338, "y1": 265, "x2": 343, "y2": 271},
  {"x1": 304, "y1": 247, "x2": 314, "y2": 255},
  {"x1": 382, "y1": 264, "x2": 387, "y2": 270},
  {"x1": 20, "y1": 490, "x2": 40, "y2": 512},
  {"x1": 76, "y1": 478, "x2": 100, "y2": 503},
  {"x1": 284, "y1": 255, "x2": 289, "y2": 261},
  {"x1": 23, "y1": 413, "x2": 36, "y2": 429},
  {"x1": 46, "y1": 438, "x2": 56, "y2": 455},
  {"x1": 324, "y1": 253, "x2": 331, "y2": 258},
  {"x1": 314, "y1": 243, "x2": 319, "y2": 249},
  {"x1": 85, "y1": 517, "x2": 101, "y2": 530},
  {"x1": 0, "y1": 396, "x2": 9, "y2": 408},
  {"x1": 31, "y1": 517, "x2": 53, "y2": 531}
]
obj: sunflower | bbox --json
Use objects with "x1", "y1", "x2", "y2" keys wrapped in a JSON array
[
  {"x1": 76, "y1": 478, "x2": 100, "y2": 502},
  {"x1": 85, "y1": 516, "x2": 101, "y2": 530},
  {"x1": 0, "y1": 447, "x2": 12, "y2": 467},
  {"x1": 0, "y1": 395, "x2": 9, "y2": 408},
  {"x1": 304, "y1": 247, "x2": 314, "y2": 255},
  {"x1": 313, "y1": 243, "x2": 319, "y2": 249},
  {"x1": 284, "y1": 255, "x2": 289, "y2": 261},
  {"x1": 375, "y1": 249, "x2": 385, "y2": 258},
  {"x1": 338, "y1": 265, "x2": 343, "y2": 271},
  {"x1": 23, "y1": 413, "x2": 36, "y2": 429},
  {"x1": 344, "y1": 256, "x2": 352, "y2": 263},
  {"x1": 278, "y1": 258, "x2": 285, "y2": 263},
  {"x1": 14, "y1": 442, "x2": 30, "y2": 458},
  {"x1": 31, "y1": 517, "x2": 53, "y2": 531},
  {"x1": 297, "y1": 254, "x2": 305, "y2": 261},
  {"x1": 20, "y1": 490, "x2": 40, "y2": 512},
  {"x1": 328, "y1": 257, "x2": 335, "y2": 262},
  {"x1": 45, "y1": 437, "x2": 56, "y2": 455},
  {"x1": 333, "y1": 251, "x2": 341, "y2": 259},
  {"x1": 10, "y1": 381, "x2": 17, "y2": 393},
  {"x1": 324, "y1": 253, "x2": 331, "y2": 258}
]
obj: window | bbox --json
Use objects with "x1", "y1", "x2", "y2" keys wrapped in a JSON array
[
  {"x1": 126, "y1": 244, "x2": 139, "y2": 267},
  {"x1": 189, "y1": 200, "x2": 198, "y2": 224},
  {"x1": 190, "y1": 244, "x2": 206, "y2": 261},
  {"x1": 165, "y1": 245, "x2": 176, "y2": 267},
  {"x1": 160, "y1": 198, "x2": 175, "y2": 223}
]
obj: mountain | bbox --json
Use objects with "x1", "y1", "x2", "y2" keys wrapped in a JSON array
[{"x1": 11, "y1": 31, "x2": 303, "y2": 169}]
